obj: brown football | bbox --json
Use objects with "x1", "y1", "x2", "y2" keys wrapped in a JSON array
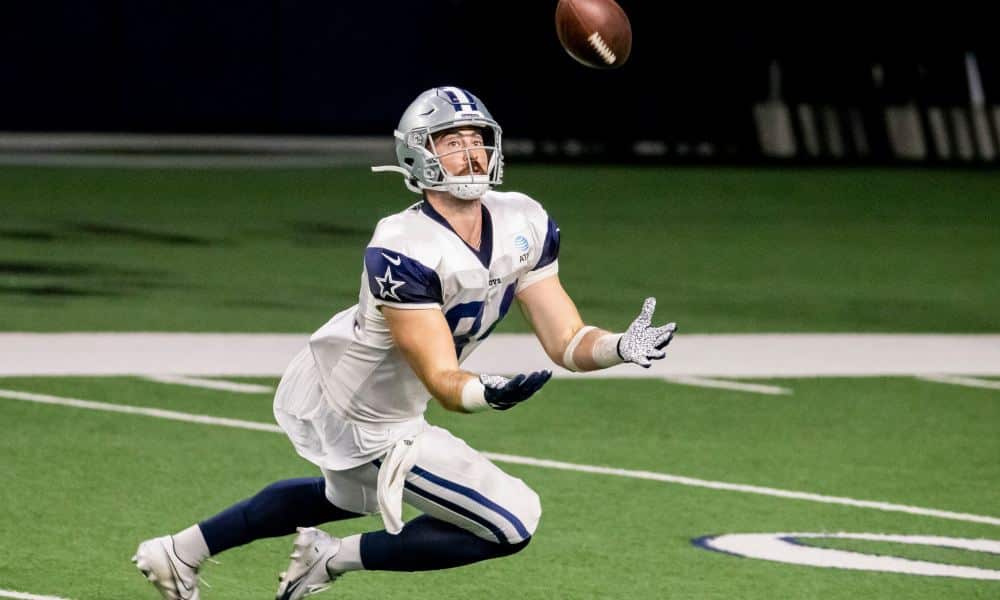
[{"x1": 555, "y1": 0, "x2": 632, "y2": 69}]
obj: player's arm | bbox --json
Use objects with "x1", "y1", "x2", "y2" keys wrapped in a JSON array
[
  {"x1": 517, "y1": 275, "x2": 677, "y2": 371},
  {"x1": 382, "y1": 306, "x2": 551, "y2": 413}
]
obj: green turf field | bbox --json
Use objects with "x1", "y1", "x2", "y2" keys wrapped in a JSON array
[
  {"x1": 0, "y1": 375, "x2": 997, "y2": 599},
  {"x1": 1, "y1": 165, "x2": 998, "y2": 598},
  {"x1": 1, "y1": 166, "x2": 998, "y2": 332}
]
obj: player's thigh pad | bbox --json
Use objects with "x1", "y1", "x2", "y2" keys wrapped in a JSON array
[{"x1": 400, "y1": 426, "x2": 541, "y2": 545}]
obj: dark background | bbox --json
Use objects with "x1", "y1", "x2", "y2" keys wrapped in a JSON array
[{"x1": 1, "y1": 1, "x2": 997, "y2": 163}]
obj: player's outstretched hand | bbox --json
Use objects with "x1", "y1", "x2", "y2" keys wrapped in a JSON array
[
  {"x1": 481, "y1": 370, "x2": 553, "y2": 410},
  {"x1": 618, "y1": 298, "x2": 677, "y2": 368}
]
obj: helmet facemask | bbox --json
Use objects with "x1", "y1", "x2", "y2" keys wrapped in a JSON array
[
  {"x1": 372, "y1": 87, "x2": 504, "y2": 198},
  {"x1": 408, "y1": 123, "x2": 503, "y2": 200}
]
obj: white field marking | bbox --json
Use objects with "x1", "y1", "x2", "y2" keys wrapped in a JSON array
[
  {"x1": 0, "y1": 388, "x2": 281, "y2": 433},
  {"x1": 485, "y1": 452, "x2": 1000, "y2": 527},
  {"x1": 697, "y1": 532, "x2": 1000, "y2": 580},
  {"x1": 916, "y1": 374, "x2": 1000, "y2": 391},
  {"x1": 141, "y1": 374, "x2": 273, "y2": 394},
  {"x1": 4, "y1": 333, "x2": 1000, "y2": 378},
  {"x1": 2, "y1": 387, "x2": 999, "y2": 528},
  {"x1": 662, "y1": 376, "x2": 792, "y2": 395},
  {"x1": 0, "y1": 589, "x2": 73, "y2": 600}
]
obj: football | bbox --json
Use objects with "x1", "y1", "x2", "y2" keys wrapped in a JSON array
[{"x1": 555, "y1": 0, "x2": 632, "y2": 69}]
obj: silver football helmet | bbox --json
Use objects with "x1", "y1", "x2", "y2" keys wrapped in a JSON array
[{"x1": 372, "y1": 86, "x2": 503, "y2": 200}]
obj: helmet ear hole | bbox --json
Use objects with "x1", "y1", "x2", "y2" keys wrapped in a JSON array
[{"x1": 404, "y1": 158, "x2": 414, "y2": 166}]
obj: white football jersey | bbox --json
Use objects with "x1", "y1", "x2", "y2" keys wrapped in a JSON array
[{"x1": 301, "y1": 190, "x2": 560, "y2": 426}]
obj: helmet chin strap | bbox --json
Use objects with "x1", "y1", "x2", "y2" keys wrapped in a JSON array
[{"x1": 447, "y1": 182, "x2": 490, "y2": 200}]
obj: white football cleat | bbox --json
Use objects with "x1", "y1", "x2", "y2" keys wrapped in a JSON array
[
  {"x1": 132, "y1": 535, "x2": 201, "y2": 600},
  {"x1": 275, "y1": 527, "x2": 343, "y2": 600}
]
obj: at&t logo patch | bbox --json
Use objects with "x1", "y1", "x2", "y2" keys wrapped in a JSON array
[{"x1": 514, "y1": 234, "x2": 530, "y2": 253}]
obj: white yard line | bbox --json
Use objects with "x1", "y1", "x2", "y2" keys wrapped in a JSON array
[
  {"x1": 916, "y1": 374, "x2": 1000, "y2": 391},
  {"x1": 3, "y1": 333, "x2": 1000, "y2": 378},
  {"x1": 0, "y1": 388, "x2": 280, "y2": 433},
  {"x1": 2, "y1": 387, "x2": 998, "y2": 528},
  {"x1": 662, "y1": 376, "x2": 792, "y2": 395},
  {"x1": 486, "y1": 453, "x2": 1000, "y2": 527},
  {"x1": 141, "y1": 374, "x2": 273, "y2": 394},
  {"x1": 0, "y1": 590, "x2": 72, "y2": 600}
]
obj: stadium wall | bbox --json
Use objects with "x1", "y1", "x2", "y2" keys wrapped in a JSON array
[{"x1": 1, "y1": 2, "x2": 997, "y2": 166}]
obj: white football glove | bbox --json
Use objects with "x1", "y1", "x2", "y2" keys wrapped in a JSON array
[{"x1": 617, "y1": 298, "x2": 677, "y2": 368}]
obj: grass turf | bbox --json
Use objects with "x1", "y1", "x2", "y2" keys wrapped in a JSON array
[
  {"x1": 2, "y1": 164, "x2": 997, "y2": 598},
  {"x1": 0, "y1": 375, "x2": 997, "y2": 598},
  {"x1": 1, "y1": 165, "x2": 997, "y2": 333}
]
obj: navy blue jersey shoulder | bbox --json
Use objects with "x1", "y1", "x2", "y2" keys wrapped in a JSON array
[
  {"x1": 533, "y1": 217, "x2": 560, "y2": 271},
  {"x1": 365, "y1": 247, "x2": 443, "y2": 304}
]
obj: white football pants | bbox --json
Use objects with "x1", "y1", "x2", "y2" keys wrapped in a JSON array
[{"x1": 273, "y1": 349, "x2": 540, "y2": 545}]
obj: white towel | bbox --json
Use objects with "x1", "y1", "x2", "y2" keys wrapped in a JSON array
[{"x1": 376, "y1": 434, "x2": 423, "y2": 534}]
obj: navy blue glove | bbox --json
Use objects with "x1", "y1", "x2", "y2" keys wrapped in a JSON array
[{"x1": 481, "y1": 370, "x2": 553, "y2": 410}]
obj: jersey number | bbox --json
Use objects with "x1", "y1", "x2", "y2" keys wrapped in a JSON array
[{"x1": 443, "y1": 283, "x2": 516, "y2": 357}]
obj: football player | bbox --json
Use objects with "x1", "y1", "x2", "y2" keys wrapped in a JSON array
[{"x1": 132, "y1": 86, "x2": 676, "y2": 600}]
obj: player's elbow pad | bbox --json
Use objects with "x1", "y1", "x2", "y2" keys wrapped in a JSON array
[{"x1": 562, "y1": 326, "x2": 623, "y2": 371}]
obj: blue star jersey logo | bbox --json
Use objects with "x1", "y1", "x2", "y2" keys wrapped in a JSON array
[
  {"x1": 374, "y1": 266, "x2": 406, "y2": 301},
  {"x1": 364, "y1": 247, "x2": 443, "y2": 306}
]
